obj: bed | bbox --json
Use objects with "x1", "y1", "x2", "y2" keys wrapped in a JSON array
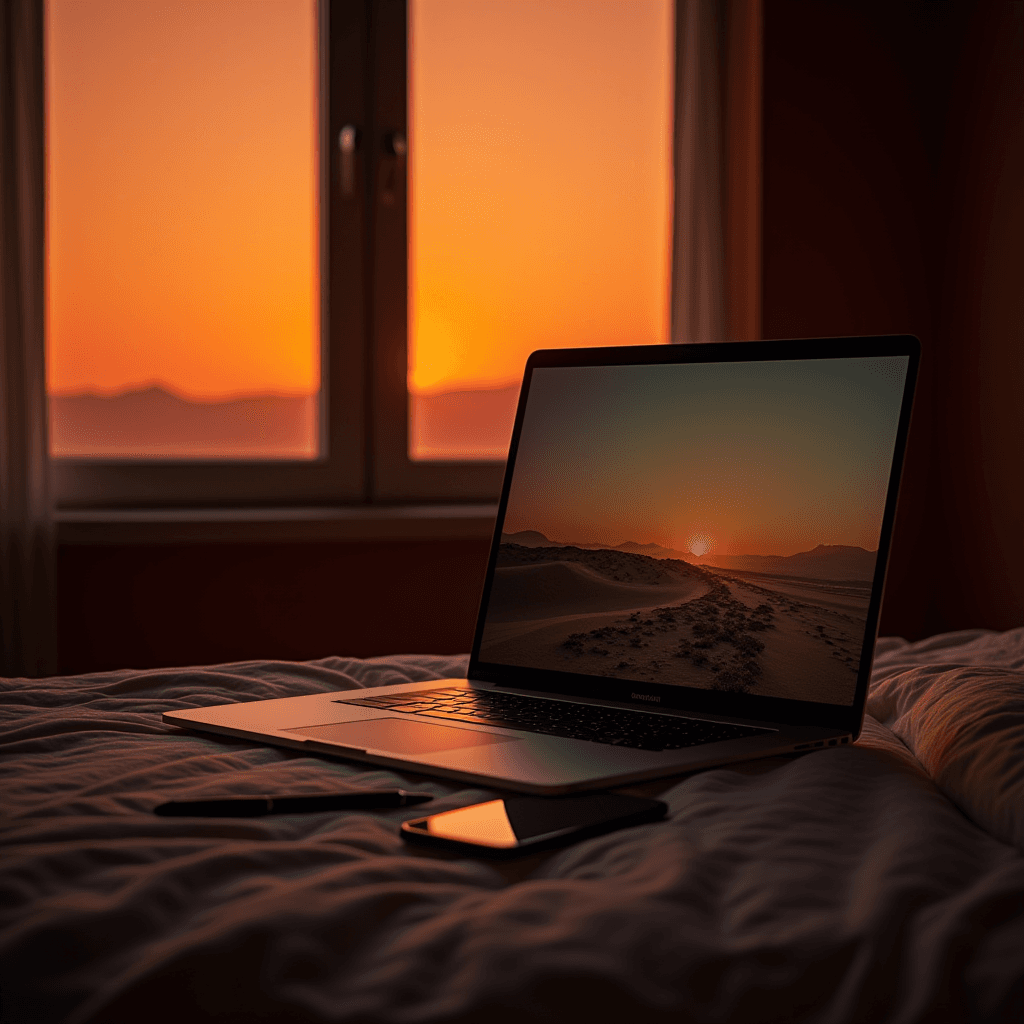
[{"x1": 2, "y1": 628, "x2": 1023, "y2": 1023}]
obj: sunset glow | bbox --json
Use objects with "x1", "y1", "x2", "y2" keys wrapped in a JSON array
[
  {"x1": 46, "y1": 0, "x2": 319, "y2": 403},
  {"x1": 503, "y1": 359, "x2": 910, "y2": 558},
  {"x1": 409, "y1": 0, "x2": 673, "y2": 397},
  {"x1": 688, "y1": 535, "x2": 713, "y2": 558},
  {"x1": 47, "y1": 0, "x2": 671, "y2": 459}
]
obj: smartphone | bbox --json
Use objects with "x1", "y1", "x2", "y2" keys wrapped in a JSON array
[{"x1": 401, "y1": 792, "x2": 667, "y2": 856}]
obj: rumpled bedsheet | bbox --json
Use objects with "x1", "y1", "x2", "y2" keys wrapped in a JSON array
[{"x1": 2, "y1": 636, "x2": 1023, "y2": 1023}]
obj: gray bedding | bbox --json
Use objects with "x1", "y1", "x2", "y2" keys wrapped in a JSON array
[{"x1": 2, "y1": 631, "x2": 1023, "y2": 1023}]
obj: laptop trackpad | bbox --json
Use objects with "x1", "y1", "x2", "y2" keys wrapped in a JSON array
[{"x1": 291, "y1": 718, "x2": 518, "y2": 755}]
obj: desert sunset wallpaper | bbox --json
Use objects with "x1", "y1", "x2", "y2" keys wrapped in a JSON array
[
  {"x1": 480, "y1": 356, "x2": 911, "y2": 704},
  {"x1": 45, "y1": 0, "x2": 671, "y2": 460}
]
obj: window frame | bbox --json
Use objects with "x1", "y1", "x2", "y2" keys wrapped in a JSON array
[
  {"x1": 366, "y1": 0, "x2": 505, "y2": 502},
  {"x1": 49, "y1": 0, "x2": 504, "y2": 511},
  {"x1": 52, "y1": 0, "x2": 760, "y2": 512},
  {"x1": 51, "y1": 1, "x2": 369, "y2": 510}
]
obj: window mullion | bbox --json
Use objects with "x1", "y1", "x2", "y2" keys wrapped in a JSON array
[{"x1": 369, "y1": 0, "x2": 505, "y2": 502}]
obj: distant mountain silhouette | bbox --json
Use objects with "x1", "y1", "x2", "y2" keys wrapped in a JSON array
[
  {"x1": 50, "y1": 387, "x2": 317, "y2": 458},
  {"x1": 611, "y1": 540, "x2": 695, "y2": 561},
  {"x1": 51, "y1": 382, "x2": 523, "y2": 460},
  {"x1": 500, "y1": 530, "x2": 559, "y2": 547},
  {"x1": 548, "y1": 539, "x2": 694, "y2": 560},
  {"x1": 702, "y1": 544, "x2": 877, "y2": 582},
  {"x1": 553, "y1": 538, "x2": 877, "y2": 582}
]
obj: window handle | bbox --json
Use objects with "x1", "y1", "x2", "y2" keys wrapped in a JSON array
[
  {"x1": 384, "y1": 130, "x2": 407, "y2": 159},
  {"x1": 338, "y1": 124, "x2": 359, "y2": 198},
  {"x1": 380, "y1": 131, "x2": 407, "y2": 205}
]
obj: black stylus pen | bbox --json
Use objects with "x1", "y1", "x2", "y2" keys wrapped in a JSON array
[{"x1": 153, "y1": 790, "x2": 434, "y2": 817}]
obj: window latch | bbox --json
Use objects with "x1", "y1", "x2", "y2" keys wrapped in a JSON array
[
  {"x1": 380, "y1": 131, "x2": 407, "y2": 206},
  {"x1": 338, "y1": 124, "x2": 359, "y2": 198}
]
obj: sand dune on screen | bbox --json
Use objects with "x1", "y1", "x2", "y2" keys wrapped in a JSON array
[
  {"x1": 485, "y1": 560, "x2": 707, "y2": 624},
  {"x1": 479, "y1": 544, "x2": 869, "y2": 705}
]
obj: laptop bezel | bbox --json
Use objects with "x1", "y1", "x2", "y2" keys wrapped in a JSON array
[{"x1": 468, "y1": 335, "x2": 920, "y2": 737}]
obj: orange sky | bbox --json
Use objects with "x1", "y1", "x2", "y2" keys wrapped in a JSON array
[
  {"x1": 46, "y1": 0, "x2": 319, "y2": 400},
  {"x1": 47, "y1": 0, "x2": 671, "y2": 404},
  {"x1": 502, "y1": 359, "x2": 910, "y2": 557},
  {"x1": 409, "y1": 0, "x2": 673, "y2": 395}
]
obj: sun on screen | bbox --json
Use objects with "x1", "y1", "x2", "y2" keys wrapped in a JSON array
[{"x1": 688, "y1": 535, "x2": 714, "y2": 558}]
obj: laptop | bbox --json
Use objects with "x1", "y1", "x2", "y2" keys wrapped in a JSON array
[{"x1": 165, "y1": 336, "x2": 919, "y2": 794}]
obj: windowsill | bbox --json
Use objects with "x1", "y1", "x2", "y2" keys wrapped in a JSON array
[{"x1": 55, "y1": 504, "x2": 499, "y2": 545}]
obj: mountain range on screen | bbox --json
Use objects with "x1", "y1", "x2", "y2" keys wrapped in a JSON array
[{"x1": 500, "y1": 531, "x2": 877, "y2": 582}]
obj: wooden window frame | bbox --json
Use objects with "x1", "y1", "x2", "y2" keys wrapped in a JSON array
[
  {"x1": 51, "y1": 0, "x2": 502, "y2": 511},
  {"x1": 53, "y1": 0, "x2": 762, "y2": 511}
]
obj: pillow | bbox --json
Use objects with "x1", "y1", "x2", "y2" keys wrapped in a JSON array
[{"x1": 867, "y1": 665, "x2": 1024, "y2": 850}]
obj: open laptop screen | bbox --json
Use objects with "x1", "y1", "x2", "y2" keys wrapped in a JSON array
[{"x1": 475, "y1": 347, "x2": 913, "y2": 710}]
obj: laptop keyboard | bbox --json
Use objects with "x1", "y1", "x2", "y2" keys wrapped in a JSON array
[{"x1": 334, "y1": 687, "x2": 771, "y2": 752}]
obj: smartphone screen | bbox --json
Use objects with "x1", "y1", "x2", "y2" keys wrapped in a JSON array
[{"x1": 401, "y1": 793, "x2": 667, "y2": 856}]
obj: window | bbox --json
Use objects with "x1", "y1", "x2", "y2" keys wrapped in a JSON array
[
  {"x1": 47, "y1": 0, "x2": 674, "y2": 509},
  {"x1": 49, "y1": 0, "x2": 365, "y2": 508},
  {"x1": 407, "y1": 0, "x2": 673, "y2": 461},
  {"x1": 48, "y1": 1, "x2": 321, "y2": 462}
]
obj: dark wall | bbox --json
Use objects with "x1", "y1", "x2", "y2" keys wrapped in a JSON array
[
  {"x1": 762, "y1": 0, "x2": 1022, "y2": 639},
  {"x1": 57, "y1": 2, "x2": 1023, "y2": 672},
  {"x1": 58, "y1": 538, "x2": 491, "y2": 674},
  {"x1": 932, "y1": 1, "x2": 1024, "y2": 635}
]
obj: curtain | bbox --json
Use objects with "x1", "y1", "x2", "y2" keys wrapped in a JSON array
[
  {"x1": 672, "y1": 0, "x2": 762, "y2": 344},
  {"x1": 0, "y1": 0, "x2": 56, "y2": 678}
]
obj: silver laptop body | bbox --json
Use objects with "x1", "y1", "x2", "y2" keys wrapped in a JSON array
[{"x1": 165, "y1": 337, "x2": 919, "y2": 794}]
